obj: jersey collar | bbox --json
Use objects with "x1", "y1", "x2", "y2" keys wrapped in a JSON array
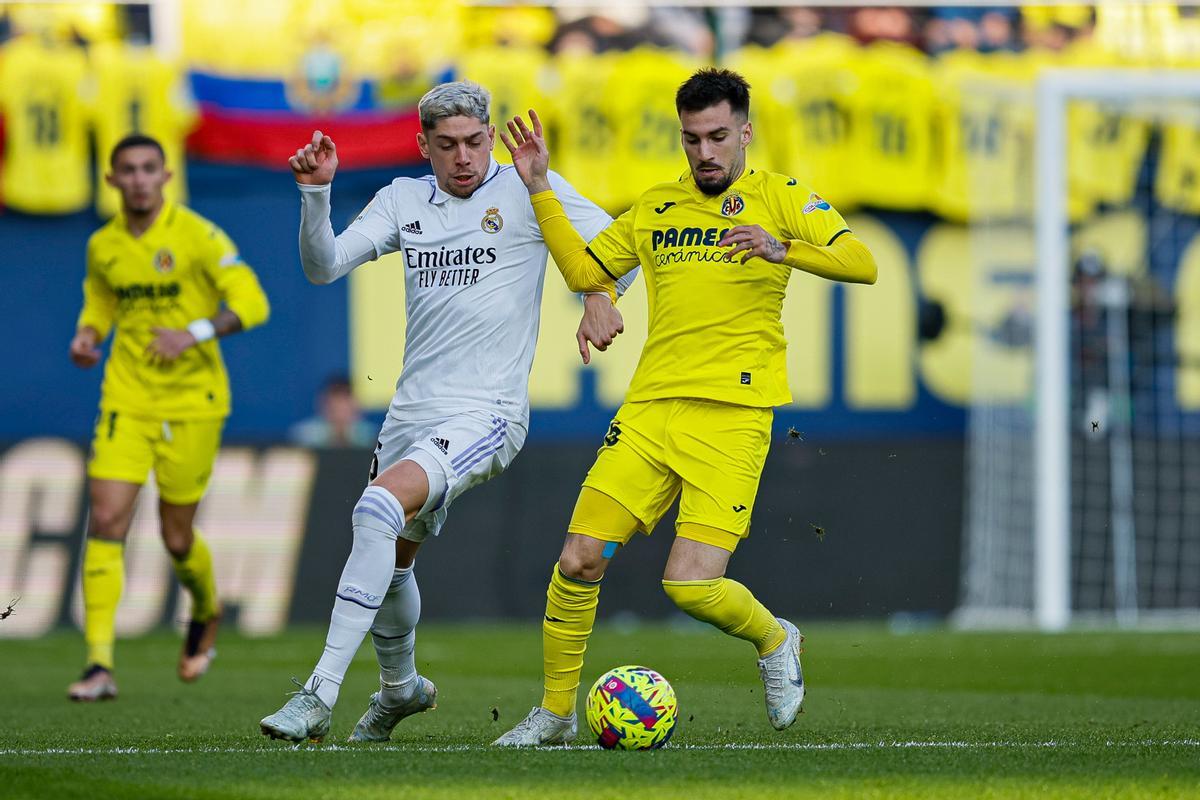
[
  {"x1": 428, "y1": 157, "x2": 501, "y2": 205},
  {"x1": 118, "y1": 200, "x2": 176, "y2": 240}
]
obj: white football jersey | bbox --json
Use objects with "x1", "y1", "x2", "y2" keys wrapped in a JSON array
[{"x1": 345, "y1": 159, "x2": 617, "y2": 426}]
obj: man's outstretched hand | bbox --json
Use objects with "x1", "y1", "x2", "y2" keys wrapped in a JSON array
[{"x1": 499, "y1": 110, "x2": 552, "y2": 195}]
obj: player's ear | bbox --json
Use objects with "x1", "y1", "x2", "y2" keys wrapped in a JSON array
[
  {"x1": 487, "y1": 123, "x2": 496, "y2": 151},
  {"x1": 104, "y1": 172, "x2": 117, "y2": 189},
  {"x1": 416, "y1": 130, "x2": 430, "y2": 159},
  {"x1": 742, "y1": 120, "x2": 753, "y2": 149},
  {"x1": 162, "y1": 169, "x2": 174, "y2": 185}
]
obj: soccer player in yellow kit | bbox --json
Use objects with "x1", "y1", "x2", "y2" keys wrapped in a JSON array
[
  {"x1": 67, "y1": 134, "x2": 270, "y2": 701},
  {"x1": 494, "y1": 69, "x2": 877, "y2": 745}
]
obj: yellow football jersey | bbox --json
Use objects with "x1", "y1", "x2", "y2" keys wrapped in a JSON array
[
  {"x1": 91, "y1": 43, "x2": 198, "y2": 219},
  {"x1": 757, "y1": 34, "x2": 860, "y2": 209},
  {"x1": 0, "y1": 35, "x2": 92, "y2": 214},
  {"x1": 457, "y1": 45, "x2": 554, "y2": 165},
  {"x1": 551, "y1": 50, "x2": 622, "y2": 213},
  {"x1": 931, "y1": 49, "x2": 1035, "y2": 222},
  {"x1": 587, "y1": 169, "x2": 850, "y2": 408},
  {"x1": 1061, "y1": 40, "x2": 1149, "y2": 217},
  {"x1": 77, "y1": 203, "x2": 270, "y2": 421},
  {"x1": 604, "y1": 47, "x2": 697, "y2": 210},
  {"x1": 849, "y1": 41, "x2": 935, "y2": 211},
  {"x1": 1156, "y1": 107, "x2": 1200, "y2": 214}
]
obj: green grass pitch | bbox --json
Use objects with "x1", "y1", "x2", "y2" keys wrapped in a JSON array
[{"x1": 2, "y1": 623, "x2": 1197, "y2": 799}]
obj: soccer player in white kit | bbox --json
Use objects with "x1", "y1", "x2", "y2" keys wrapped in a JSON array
[{"x1": 260, "y1": 82, "x2": 631, "y2": 743}]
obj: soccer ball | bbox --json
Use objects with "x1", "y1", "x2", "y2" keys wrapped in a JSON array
[{"x1": 584, "y1": 665, "x2": 678, "y2": 750}]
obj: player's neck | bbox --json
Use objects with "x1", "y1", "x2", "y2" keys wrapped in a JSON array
[{"x1": 123, "y1": 200, "x2": 166, "y2": 238}]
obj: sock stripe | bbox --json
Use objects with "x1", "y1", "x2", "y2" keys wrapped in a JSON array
[
  {"x1": 358, "y1": 488, "x2": 403, "y2": 518},
  {"x1": 353, "y1": 506, "x2": 402, "y2": 533},
  {"x1": 370, "y1": 630, "x2": 410, "y2": 640},
  {"x1": 355, "y1": 492, "x2": 403, "y2": 531},
  {"x1": 335, "y1": 592, "x2": 383, "y2": 611}
]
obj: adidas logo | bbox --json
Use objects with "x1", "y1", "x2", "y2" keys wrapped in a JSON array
[
  {"x1": 430, "y1": 437, "x2": 449, "y2": 454},
  {"x1": 402, "y1": 220, "x2": 423, "y2": 235}
]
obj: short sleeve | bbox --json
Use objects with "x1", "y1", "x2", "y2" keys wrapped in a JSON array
[
  {"x1": 583, "y1": 206, "x2": 640, "y2": 280},
  {"x1": 774, "y1": 178, "x2": 851, "y2": 247},
  {"x1": 345, "y1": 185, "x2": 402, "y2": 257}
]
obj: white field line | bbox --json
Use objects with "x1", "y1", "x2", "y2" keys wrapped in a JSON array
[{"x1": 0, "y1": 740, "x2": 1197, "y2": 756}]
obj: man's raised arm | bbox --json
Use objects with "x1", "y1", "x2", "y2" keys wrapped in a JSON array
[
  {"x1": 500, "y1": 111, "x2": 616, "y2": 296},
  {"x1": 291, "y1": 130, "x2": 378, "y2": 284}
]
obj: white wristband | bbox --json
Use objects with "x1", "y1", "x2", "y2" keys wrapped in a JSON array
[{"x1": 187, "y1": 318, "x2": 216, "y2": 343}]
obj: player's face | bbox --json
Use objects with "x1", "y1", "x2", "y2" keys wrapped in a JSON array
[
  {"x1": 679, "y1": 101, "x2": 753, "y2": 196},
  {"x1": 106, "y1": 146, "x2": 171, "y2": 215},
  {"x1": 417, "y1": 116, "x2": 496, "y2": 198}
]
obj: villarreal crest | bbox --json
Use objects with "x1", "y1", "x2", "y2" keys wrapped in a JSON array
[
  {"x1": 153, "y1": 248, "x2": 175, "y2": 274},
  {"x1": 720, "y1": 194, "x2": 745, "y2": 217}
]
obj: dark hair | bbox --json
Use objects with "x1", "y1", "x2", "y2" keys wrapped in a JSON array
[
  {"x1": 322, "y1": 374, "x2": 354, "y2": 394},
  {"x1": 110, "y1": 134, "x2": 166, "y2": 168},
  {"x1": 675, "y1": 68, "x2": 751, "y2": 119}
]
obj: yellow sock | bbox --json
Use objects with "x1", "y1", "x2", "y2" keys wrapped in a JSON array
[
  {"x1": 662, "y1": 577, "x2": 785, "y2": 657},
  {"x1": 171, "y1": 529, "x2": 218, "y2": 622},
  {"x1": 541, "y1": 563, "x2": 601, "y2": 717},
  {"x1": 83, "y1": 538, "x2": 124, "y2": 670}
]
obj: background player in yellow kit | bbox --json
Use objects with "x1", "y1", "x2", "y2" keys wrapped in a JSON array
[
  {"x1": 67, "y1": 134, "x2": 270, "y2": 701},
  {"x1": 494, "y1": 69, "x2": 877, "y2": 745}
]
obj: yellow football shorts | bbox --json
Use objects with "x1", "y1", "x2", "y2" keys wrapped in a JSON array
[
  {"x1": 569, "y1": 398, "x2": 772, "y2": 552},
  {"x1": 87, "y1": 411, "x2": 224, "y2": 505}
]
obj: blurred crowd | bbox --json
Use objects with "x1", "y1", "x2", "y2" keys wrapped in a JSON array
[{"x1": 2, "y1": 2, "x2": 1200, "y2": 220}]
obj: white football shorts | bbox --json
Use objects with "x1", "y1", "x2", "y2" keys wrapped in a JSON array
[{"x1": 369, "y1": 409, "x2": 526, "y2": 542}]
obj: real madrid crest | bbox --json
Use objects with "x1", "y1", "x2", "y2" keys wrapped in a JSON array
[
  {"x1": 720, "y1": 194, "x2": 745, "y2": 217},
  {"x1": 482, "y1": 207, "x2": 504, "y2": 234},
  {"x1": 153, "y1": 248, "x2": 175, "y2": 274}
]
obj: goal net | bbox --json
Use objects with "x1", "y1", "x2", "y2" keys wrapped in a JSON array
[{"x1": 957, "y1": 69, "x2": 1200, "y2": 630}]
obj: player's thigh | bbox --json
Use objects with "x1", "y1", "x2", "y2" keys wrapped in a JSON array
[
  {"x1": 374, "y1": 411, "x2": 526, "y2": 544},
  {"x1": 577, "y1": 401, "x2": 681, "y2": 540},
  {"x1": 87, "y1": 410, "x2": 155, "y2": 487},
  {"x1": 667, "y1": 400, "x2": 772, "y2": 548},
  {"x1": 153, "y1": 419, "x2": 224, "y2": 506}
]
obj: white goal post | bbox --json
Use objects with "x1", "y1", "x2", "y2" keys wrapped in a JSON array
[
  {"x1": 959, "y1": 68, "x2": 1200, "y2": 632},
  {"x1": 1036, "y1": 70, "x2": 1200, "y2": 631}
]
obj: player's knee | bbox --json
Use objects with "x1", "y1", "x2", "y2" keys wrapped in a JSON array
[
  {"x1": 352, "y1": 486, "x2": 404, "y2": 540},
  {"x1": 88, "y1": 504, "x2": 130, "y2": 538},
  {"x1": 161, "y1": 531, "x2": 192, "y2": 559},
  {"x1": 558, "y1": 550, "x2": 606, "y2": 583}
]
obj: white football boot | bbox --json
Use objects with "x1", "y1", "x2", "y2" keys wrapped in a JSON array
[
  {"x1": 348, "y1": 676, "x2": 438, "y2": 742},
  {"x1": 491, "y1": 707, "x2": 577, "y2": 747},
  {"x1": 260, "y1": 677, "x2": 333, "y2": 743},
  {"x1": 757, "y1": 618, "x2": 805, "y2": 730}
]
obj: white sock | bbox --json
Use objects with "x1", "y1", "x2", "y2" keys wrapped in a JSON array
[
  {"x1": 372, "y1": 564, "x2": 421, "y2": 705},
  {"x1": 309, "y1": 486, "x2": 403, "y2": 709}
]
